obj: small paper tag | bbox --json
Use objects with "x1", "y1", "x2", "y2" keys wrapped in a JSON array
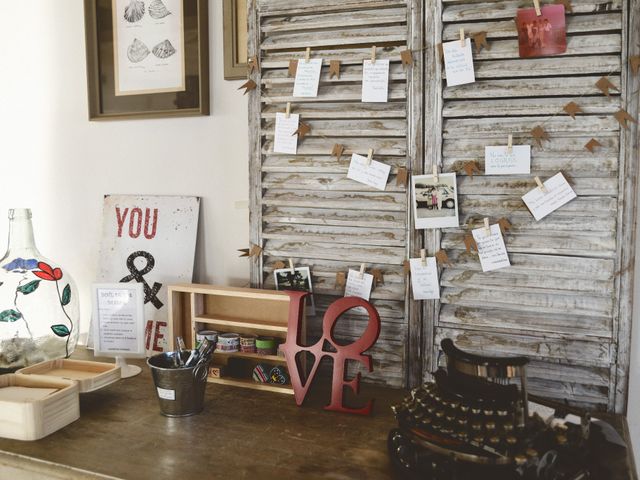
[
  {"x1": 344, "y1": 269, "x2": 374, "y2": 301},
  {"x1": 484, "y1": 145, "x2": 531, "y2": 175},
  {"x1": 409, "y1": 257, "x2": 440, "y2": 300},
  {"x1": 157, "y1": 387, "x2": 175, "y2": 401},
  {"x1": 521, "y1": 172, "x2": 577, "y2": 221},
  {"x1": 362, "y1": 59, "x2": 390, "y2": 102},
  {"x1": 293, "y1": 58, "x2": 322, "y2": 98},
  {"x1": 273, "y1": 112, "x2": 299, "y2": 154},
  {"x1": 472, "y1": 224, "x2": 511, "y2": 272},
  {"x1": 443, "y1": 38, "x2": 475, "y2": 87},
  {"x1": 347, "y1": 153, "x2": 391, "y2": 191}
]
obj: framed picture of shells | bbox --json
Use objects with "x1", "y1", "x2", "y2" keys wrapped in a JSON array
[
  {"x1": 83, "y1": 0, "x2": 209, "y2": 120},
  {"x1": 223, "y1": 0, "x2": 248, "y2": 80}
]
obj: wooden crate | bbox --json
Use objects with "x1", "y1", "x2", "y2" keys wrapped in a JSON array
[
  {"x1": 17, "y1": 359, "x2": 121, "y2": 393},
  {"x1": 167, "y1": 284, "x2": 302, "y2": 395},
  {"x1": 0, "y1": 374, "x2": 79, "y2": 441}
]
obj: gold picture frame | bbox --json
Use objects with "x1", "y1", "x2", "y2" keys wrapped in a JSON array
[
  {"x1": 84, "y1": 0, "x2": 209, "y2": 120},
  {"x1": 223, "y1": 0, "x2": 248, "y2": 80}
]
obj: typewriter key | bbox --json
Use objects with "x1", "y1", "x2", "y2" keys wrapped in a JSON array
[
  {"x1": 506, "y1": 436, "x2": 517, "y2": 446},
  {"x1": 556, "y1": 434, "x2": 568, "y2": 445},
  {"x1": 420, "y1": 417, "x2": 433, "y2": 427},
  {"x1": 483, "y1": 409, "x2": 494, "y2": 416},
  {"x1": 435, "y1": 410, "x2": 445, "y2": 419},
  {"x1": 497, "y1": 410, "x2": 509, "y2": 417},
  {"x1": 457, "y1": 418, "x2": 468, "y2": 426},
  {"x1": 426, "y1": 404, "x2": 437, "y2": 414},
  {"x1": 489, "y1": 436, "x2": 501, "y2": 446},
  {"x1": 526, "y1": 448, "x2": 539, "y2": 459},
  {"x1": 471, "y1": 422, "x2": 483, "y2": 431},
  {"x1": 485, "y1": 421, "x2": 496, "y2": 431},
  {"x1": 471, "y1": 407, "x2": 482, "y2": 415},
  {"x1": 503, "y1": 422, "x2": 514, "y2": 432},
  {"x1": 459, "y1": 405, "x2": 470, "y2": 413},
  {"x1": 446, "y1": 413, "x2": 456, "y2": 422},
  {"x1": 515, "y1": 455, "x2": 528, "y2": 466},
  {"x1": 472, "y1": 435, "x2": 485, "y2": 444}
]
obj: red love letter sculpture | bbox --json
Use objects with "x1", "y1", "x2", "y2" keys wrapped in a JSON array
[{"x1": 281, "y1": 291, "x2": 381, "y2": 415}]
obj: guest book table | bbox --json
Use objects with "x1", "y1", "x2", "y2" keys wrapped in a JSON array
[{"x1": 0, "y1": 350, "x2": 635, "y2": 480}]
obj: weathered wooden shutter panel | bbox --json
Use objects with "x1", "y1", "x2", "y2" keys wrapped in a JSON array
[
  {"x1": 248, "y1": 0, "x2": 423, "y2": 387},
  {"x1": 424, "y1": 0, "x2": 638, "y2": 412}
]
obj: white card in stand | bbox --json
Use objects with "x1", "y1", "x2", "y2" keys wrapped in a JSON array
[
  {"x1": 273, "y1": 112, "x2": 299, "y2": 154},
  {"x1": 293, "y1": 59, "x2": 322, "y2": 97},
  {"x1": 485, "y1": 145, "x2": 531, "y2": 175},
  {"x1": 409, "y1": 258, "x2": 440, "y2": 300},
  {"x1": 521, "y1": 172, "x2": 577, "y2": 221},
  {"x1": 443, "y1": 38, "x2": 475, "y2": 87},
  {"x1": 472, "y1": 224, "x2": 511, "y2": 272},
  {"x1": 347, "y1": 153, "x2": 391, "y2": 191},
  {"x1": 344, "y1": 269, "x2": 374, "y2": 301},
  {"x1": 362, "y1": 59, "x2": 390, "y2": 102}
]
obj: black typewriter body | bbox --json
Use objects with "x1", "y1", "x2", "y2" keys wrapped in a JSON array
[{"x1": 388, "y1": 339, "x2": 604, "y2": 480}]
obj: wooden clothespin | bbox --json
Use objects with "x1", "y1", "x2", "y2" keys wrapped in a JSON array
[
  {"x1": 285, "y1": 102, "x2": 291, "y2": 119},
  {"x1": 420, "y1": 249, "x2": 427, "y2": 266},
  {"x1": 367, "y1": 148, "x2": 373, "y2": 166},
  {"x1": 305, "y1": 47, "x2": 311, "y2": 63},
  {"x1": 359, "y1": 263, "x2": 366, "y2": 279},
  {"x1": 534, "y1": 176, "x2": 547, "y2": 193},
  {"x1": 459, "y1": 28, "x2": 465, "y2": 47},
  {"x1": 483, "y1": 218, "x2": 491, "y2": 236},
  {"x1": 433, "y1": 165, "x2": 439, "y2": 182},
  {"x1": 371, "y1": 45, "x2": 377, "y2": 64},
  {"x1": 533, "y1": 0, "x2": 542, "y2": 16},
  {"x1": 288, "y1": 258, "x2": 295, "y2": 273},
  {"x1": 507, "y1": 134, "x2": 513, "y2": 155}
]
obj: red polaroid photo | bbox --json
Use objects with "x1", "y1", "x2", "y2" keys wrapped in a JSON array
[{"x1": 516, "y1": 4, "x2": 567, "y2": 58}]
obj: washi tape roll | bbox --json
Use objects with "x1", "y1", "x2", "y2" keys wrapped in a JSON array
[
  {"x1": 255, "y1": 336, "x2": 277, "y2": 356},
  {"x1": 269, "y1": 366, "x2": 289, "y2": 385},
  {"x1": 252, "y1": 364, "x2": 269, "y2": 383},
  {"x1": 216, "y1": 333, "x2": 240, "y2": 353},
  {"x1": 196, "y1": 330, "x2": 219, "y2": 348},
  {"x1": 240, "y1": 334, "x2": 257, "y2": 353}
]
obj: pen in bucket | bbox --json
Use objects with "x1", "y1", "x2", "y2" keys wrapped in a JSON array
[{"x1": 175, "y1": 337, "x2": 186, "y2": 367}]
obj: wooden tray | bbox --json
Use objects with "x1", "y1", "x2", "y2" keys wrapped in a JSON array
[
  {"x1": 0, "y1": 373, "x2": 79, "y2": 441},
  {"x1": 17, "y1": 359, "x2": 121, "y2": 393}
]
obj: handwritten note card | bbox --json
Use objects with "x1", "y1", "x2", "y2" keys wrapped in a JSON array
[
  {"x1": 293, "y1": 59, "x2": 322, "y2": 97},
  {"x1": 443, "y1": 39, "x2": 475, "y2": 87},
  {"x1": 410, "y1": 258, "x2": 440, "y2": 300},
  {"x1": 472, "y1": 224, "x2": 511, "y2": 272},
  {"x1": 344, "y1": 269, "x2": 374, "y2": 302},
  {"x1": 485, "y1": 146, "x2": 531, "y2": 175},
  {"x1": 347, "y1": 153, "x2": 391, "y2": 191},
  {"x1": 273, "y1": 112, "x2": 299, "y2": 154},
  {"x1": 362, "y1": 59, "x2": 390, "y2": 102},
  {"x1": 522, "y1": 172, "x2": 577, "y2": 221}
]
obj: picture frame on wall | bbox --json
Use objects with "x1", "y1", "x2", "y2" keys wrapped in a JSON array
[
  {"x1": 83, "y1": 0, "x2": 209, "y2": 120},
  {"x1": 223, "y1": 0, "x2": 248, "y2": 80}
]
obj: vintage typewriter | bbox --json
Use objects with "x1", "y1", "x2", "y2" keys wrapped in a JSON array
[{"x1": 388, "y1": 339, "x2": 599, "y2": 480}]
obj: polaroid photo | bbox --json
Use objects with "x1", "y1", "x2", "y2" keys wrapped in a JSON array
[
  {"x1": 412, "y1": 172, "x2": 460, "y2": 229},
  {"x1": 516, "y1": 4, "x2": 567, "y2": 58},
  {"x1": 274, "y1": 266, "x2": 316, "y2": 316}
]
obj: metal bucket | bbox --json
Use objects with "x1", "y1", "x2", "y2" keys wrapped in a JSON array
[{"x1": 147, "y1": 351, "x2": 210, "y2": 417}]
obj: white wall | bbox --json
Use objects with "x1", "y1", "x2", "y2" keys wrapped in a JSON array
[{"x1": 0, "y1": 0, "x2": 250, "y2": 336}]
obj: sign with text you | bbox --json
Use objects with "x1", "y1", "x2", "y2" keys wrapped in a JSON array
[{"x1": 96, "y1": 195, "x2": 199, "y2": 354}]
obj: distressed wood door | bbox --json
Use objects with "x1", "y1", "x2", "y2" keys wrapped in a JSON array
[
  {"x1": 424, "y1": 0, "x2": 639, "y2": 413},
  {"x1": 248, "y1": 0, "x2": 424, "y2": 387}
]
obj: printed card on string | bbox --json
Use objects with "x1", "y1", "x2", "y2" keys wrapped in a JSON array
[
  {"x1": 362, "y1": 59, "x2": 390, "y2": 102},
  {"x1": 485, "y1": 145, "x2": 531, "y2": 175},
  {"x1": 412, "y1": 172, "x2": 459, "y2": 229},
  {"x1": 344, "y1": 269, "x2": 374, "y2": 301},
  {"x1": 472, "y1": 224, "x2": 511, "y2": 273},
  {"x1": 443, "y1": 38, "x2": 475, "y2": 87},
  {"x1": 409, "y1": 258, "x2": 440, "y2": 300},
  {"x1": 522, "y1": 172, "x2": 577, "y2": 221},
  {"x1": 347, "y1": 153, "x2": 391, "y2": 191},
  {"x1": 293, "y1": 59, "x2": 322, "y2": 98},
  {"x1": 274, "y1": 266, "x2": 316, "y2": 316},
  {"x1": 273, "y1": 112, "x2": 299, "y2": 154},
  {"x1": 516, "y1": 4, "x2": 567, "y2": 58}
]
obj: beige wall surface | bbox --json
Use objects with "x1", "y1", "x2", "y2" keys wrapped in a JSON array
[{"x1": 0, "y1": 0, "x2": 251, "y2": 339}]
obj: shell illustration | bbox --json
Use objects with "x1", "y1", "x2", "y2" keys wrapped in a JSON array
[
  {"x1": 124, "y1": 0, "x2": 145, "y2": 23},
  {"x1": 152, "y1": 39, "x2": 176, "y2": 59},
  {"x1": 149, "y1": 0, "x2": 171, "y2": 19},
  {"x1": 127, "y1": 38, "x2": 150, "y2": 63}
]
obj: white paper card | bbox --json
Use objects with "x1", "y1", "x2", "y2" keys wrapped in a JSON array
[
  {"x1": 347, "y1": 153, "x2": 391, "y2": 191},
  {"x1": 273, "y1": 112, "x2": 299, "y2": 154},
  {"x1": 362, "y1": 59, "x2": 390, "y2": 102},
  {"x1": 344, "y1": 269, "x2": 374, "y2": 301},
  {"x1": 293, "y1": 59, "x2": 322, "y2": 97},
  {"x1": 522, "y1": 173, "x2": 577, "y2": 221},
  {"x1": 157, "y1": 387, "x2": 175, "y2": 401},
  {"x1": 472, "y1": 224, "x2": 511, "y2": 272},
  {"x1": 485, "y1": 146, "x2": 531, "y2": 175},
  {"x1": 443, "y1": 38, "x2": 475, "y2": 87},
  {"x1": 410, "y1": 258, "x2": 440, "y2": 300}
]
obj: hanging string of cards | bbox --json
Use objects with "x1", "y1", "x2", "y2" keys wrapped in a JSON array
[{"x1": 240, "y1": 0, "x2": 639, "y2": 304}]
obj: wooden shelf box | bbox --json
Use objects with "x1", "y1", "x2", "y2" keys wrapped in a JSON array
[{"x1": 167, "y1": 284, "x2": 303, "y2": 395}]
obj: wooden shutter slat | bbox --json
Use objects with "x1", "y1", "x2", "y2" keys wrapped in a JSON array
[
  {"x1": 262, "y1": 7, "x2": 407, "y2": 32},
  {"x1": 262, "y1": 102, "x2": 406, "y2": 119},
  {"x1": 260, "y1": 26, "x2": 407, "y2": 50},
  {"x1": 444, "y1": 96, "x2": 621, "y2": 117}
]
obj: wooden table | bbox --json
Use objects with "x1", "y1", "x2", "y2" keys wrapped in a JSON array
[{"x1": 0, "y1": 352, "x2": 635, "y2": 480}]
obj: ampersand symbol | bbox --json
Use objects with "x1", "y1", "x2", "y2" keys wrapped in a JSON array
[{"x1": 120, "y1": 251, "x2": 164, "y2": 309}]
